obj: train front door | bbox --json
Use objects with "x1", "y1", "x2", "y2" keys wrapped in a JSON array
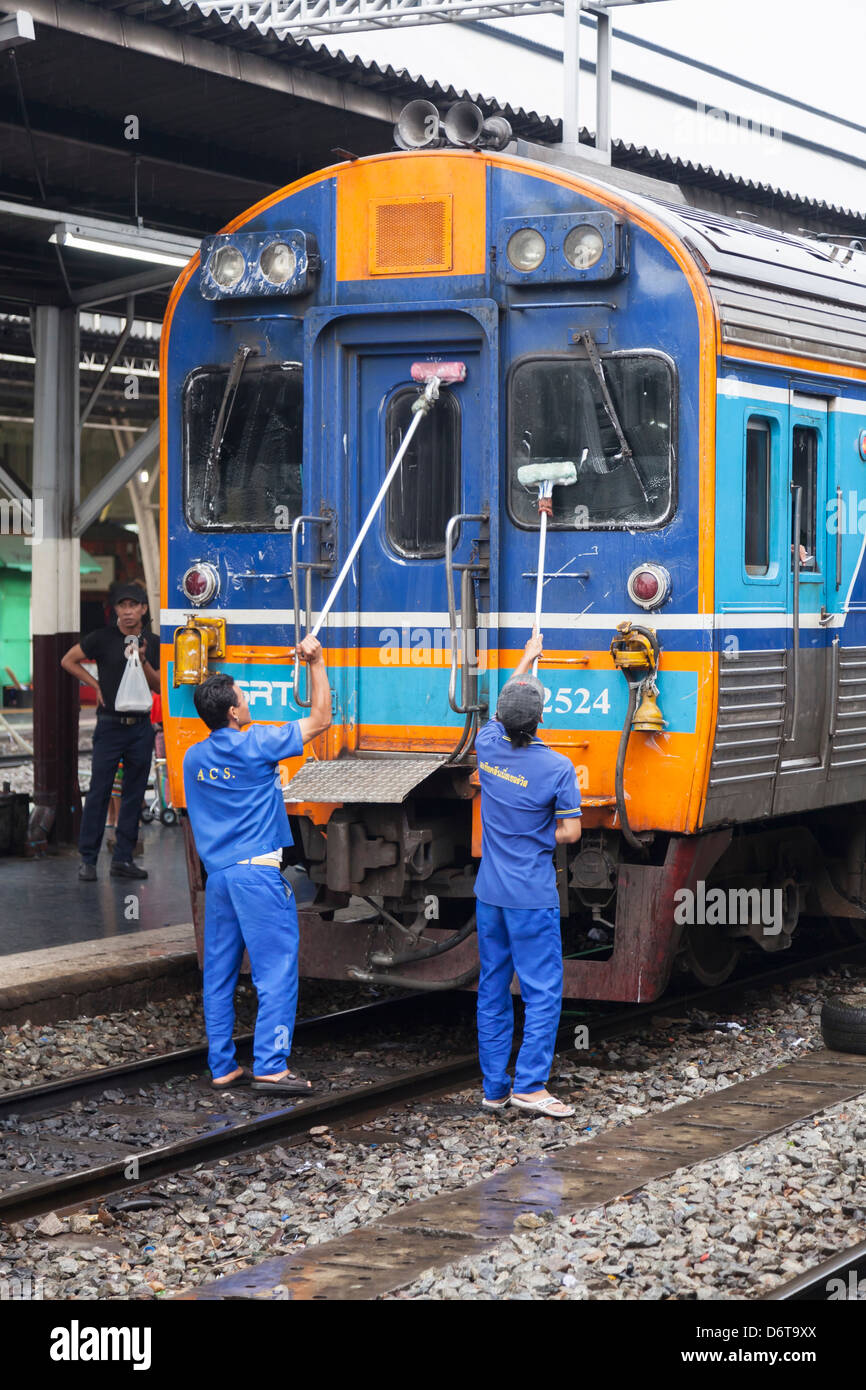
[
  {"x1": 773, "y1": 391, "x2": 832, "y2": 810},
  {"x1": 315, "y1": 311, "x2": 496, "y2": 754}
]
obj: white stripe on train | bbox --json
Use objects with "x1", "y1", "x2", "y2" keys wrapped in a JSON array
[{"x1": 161, "y1": 609, "x2": 860, "y2": 631}]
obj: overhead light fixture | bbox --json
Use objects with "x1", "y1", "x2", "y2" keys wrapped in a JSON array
[
  {"x1": 0, "y1": 10, "x2": 35, "y2": 51},
  {"x1": 50, "y1": 222, "x2": 196, "y2": 269}
]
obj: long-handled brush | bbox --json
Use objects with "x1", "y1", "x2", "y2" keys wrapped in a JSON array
[
  {"x1": 308, "y1": 362, "x2": 467, "y2": 640},
  {"x1": 516, "y1": 460, "x2": 578, "y2": 676}
]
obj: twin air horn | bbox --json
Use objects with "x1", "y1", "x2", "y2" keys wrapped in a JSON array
[
  {"x1": 301, "y1": 362, "x2": 467, "y2": 652},
  {"x1": 394, "y1": 100, "x2": 513, "y2": 152},
  {"x1": 517, "y1": 457, "x2": 582, "y2": 678}
]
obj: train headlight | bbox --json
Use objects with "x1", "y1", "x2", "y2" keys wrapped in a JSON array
[
  {"x1": 260, "y1": 242, "x2": 297, "y2": 285},
  {"x1": 496, "y1": 211, "x2": 626, "y2": 284},
  {"x1": 507, "y1": 228, "x2": 547, "y2": 272},
  {"x1": 564, "y1": 224, "x2": 605, "y2": 270},
  {"x1": 200, "y1": 230, "x2": 320, "y2": 300},
  {"x1": 211, "y1": 246, "x2": 245, "y2": 290},
  {"x1": 627, "y1": 563, "x2": 671, "y2": 611},
  {"x1": 182, "y1": 562, "x2": 219, "y2": 606}
]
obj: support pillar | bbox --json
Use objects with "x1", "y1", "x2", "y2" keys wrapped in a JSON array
[
  {"x1": 111, "y1": 419, "x2": 160, "y2": 627},
  {"x1": 562, "y1": 0, "x2": 582, "y2": 155},
  {"x1": 595, "y1": 7, "x2": 612, "y2": 159},
  {"x1": 29, "y1": 305, "x2": 81, "y2": 849},
  {"x1": 561, "y1": 1, "x2": 614, "y2": 165}
]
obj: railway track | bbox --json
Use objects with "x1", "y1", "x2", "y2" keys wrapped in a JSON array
[
  {"x1": 0, "y1": 752, "x2": 32, "y2": 768},
  {"x1": 0, "y1": 993, "x2": 476, "y2": 1222},
  {"x1": 767, "y1": 1238, "x2": 866, "y2": 1302},
  {"x1": 3, "y1": 940, "x2": 865, "y2": 1232},
  {"x1": 184, "y1": 1045, "x2": 866, "y2": 1301}
]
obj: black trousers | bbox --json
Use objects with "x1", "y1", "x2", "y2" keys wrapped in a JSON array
[{"x1": 78, "y1": 715, "x2": 155, "y2": 865}]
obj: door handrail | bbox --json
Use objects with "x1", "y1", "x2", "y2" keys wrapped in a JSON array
[
  {"x1": 291, "y1": 514, "x2": 332, "y2": 708},
  {"x1": 787, "y1": 483, "x2": 802, "y2": 743},
  {"x1": 445, "y1": 510, "x2": 489, "y2": 714}
]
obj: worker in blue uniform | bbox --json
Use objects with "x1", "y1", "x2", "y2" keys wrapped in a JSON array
[
  {"x1": 183, "y1": 635, "x2": 331, "y2": 1093},
  {"x1": 474, "y1": 633, "x2": 582, "y2": 1119}
]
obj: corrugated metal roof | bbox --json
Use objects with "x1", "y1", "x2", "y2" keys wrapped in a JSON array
[
  {"x1": 614, "y1": 142, "x2": 866, "y2": 228},
  {"x1": 86, "y1": 0, "x2": 866, "y2": 228},
  {"x1": 84, "y1": 0, "x2": 558, "y2": 138}
]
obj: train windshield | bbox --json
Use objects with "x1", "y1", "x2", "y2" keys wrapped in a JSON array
[
  {"x1": 508, "y1": 354, "x2": 675, "y2": 528},
  {"x1": 183, "y1": 362, "x2": 303, "y2": 531}
]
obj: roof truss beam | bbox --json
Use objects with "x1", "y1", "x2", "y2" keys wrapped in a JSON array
[{"x1": 24, "y1": 0, "x2": 407, "y2": 124}]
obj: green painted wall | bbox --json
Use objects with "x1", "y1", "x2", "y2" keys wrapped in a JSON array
[{"x1": 0, "y1": 571, "x2": 32, "y2": 685}]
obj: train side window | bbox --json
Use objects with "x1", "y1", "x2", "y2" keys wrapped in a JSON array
[
  {"x1": 508, "y1": 353, "x2": 675, "y2": 529},
  {"x1": 744, "y1": 418, "x2": 771, "y2": 575},
  {"x1": 183, "y1": 362, "x2": 303, "y2": 531},
  {"x1": 385, "y1": 387, "x2": 461, "y2": 558},
  {"x1": 792, "y1": 425, "x2": 818, "y2": 572}
]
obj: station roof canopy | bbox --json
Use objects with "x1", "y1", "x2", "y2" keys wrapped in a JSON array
[
  {"x1": 0, "y1": 0, "x2": 556, "y2": 318},
  {"x1": 0, "y1": 0, "x2": 864, "y2": 324}
]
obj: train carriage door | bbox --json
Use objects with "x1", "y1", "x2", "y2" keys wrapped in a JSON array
[
  {"x1": 774, "y1": 391, "x2": 831, "y2": 805},
  {"x1": 314, "y1": 313, "x2": 495, "y2": 753}
]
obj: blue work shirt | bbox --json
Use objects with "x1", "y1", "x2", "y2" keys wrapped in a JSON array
[
  {"x1": 473, "y1": 719, "x2": 582, "y2": 910},
  {"x1": 183, "y1": 722, "x2": 303, "y2": 873}
]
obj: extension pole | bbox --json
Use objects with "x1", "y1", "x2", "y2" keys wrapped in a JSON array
[
  {"x1": 532, "y1": 480, "x2": 553, "y2": 677},
  {"x1": 310, "y1": 375, "x2": 442, "y2": 640}
]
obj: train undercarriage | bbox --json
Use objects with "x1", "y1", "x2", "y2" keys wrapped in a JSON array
[{"x1": 182, "y1": 778, "x2": 866, "y2": 1004}]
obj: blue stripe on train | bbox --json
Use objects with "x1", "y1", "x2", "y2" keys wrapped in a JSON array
[{"x1": 165, "y1": 662, "x2": 699, "y2": 734}]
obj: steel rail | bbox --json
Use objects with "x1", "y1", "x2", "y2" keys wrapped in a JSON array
[
  {"x1": 2, "y1": 941, "x2": 866, "y2": 1225},
  {"x1": 766, "y1": 1237, "x2": 866, "y2": 1302},
  {"x1": 0, "y1": 993, "x2": 448, "y2": 1120}
]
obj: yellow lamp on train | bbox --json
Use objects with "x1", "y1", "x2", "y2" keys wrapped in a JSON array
[{"x1": 172, "y1": 615, "x2": 227, "y2": 686}]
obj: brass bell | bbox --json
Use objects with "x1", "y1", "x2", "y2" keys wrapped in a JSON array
[{"x1": 632, "y1": 680, "x2": 665, "y2": 733}]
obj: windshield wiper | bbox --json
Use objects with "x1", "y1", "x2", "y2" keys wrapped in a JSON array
[
  {"x1": 202, "y1": 343, "x2": 257, "y2": 521},
  {"x1": 577, "y1": 329, "x2": 649, "y2": 504}
]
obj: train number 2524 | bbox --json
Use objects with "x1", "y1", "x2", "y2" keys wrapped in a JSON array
[{"x1": 542, "y1": 686, "x2": 611, "y2": 716}]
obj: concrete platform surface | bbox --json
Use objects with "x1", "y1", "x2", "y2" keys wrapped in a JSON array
[
  {"x1": 0, "y1": 923, "x2": 198, "y2": 1025},
  {"x1": 0, "y1": 821, "x2": 191, "y2": 956}
]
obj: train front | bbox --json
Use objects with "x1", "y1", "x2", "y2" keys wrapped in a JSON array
[{"x1": 160, "y1": 134, "x2": 718, "y2": 1002}]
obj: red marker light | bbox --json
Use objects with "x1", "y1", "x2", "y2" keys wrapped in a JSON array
[
  {"x1": 182, "y1": 562, "x2": 219, "y2": 606},
  {"x1": 185, "y1": 569, "x2": 208, "y2": 598},
  {"x1": 627, "y1": 563, "x2": 670, "y2": 611},
  {"x1": 632, "y1": 570, "x2": 660, "y2": 602}
]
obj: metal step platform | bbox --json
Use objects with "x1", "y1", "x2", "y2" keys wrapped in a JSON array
[{"x1": 283, "y1": 755, "x2": 450, "y2": 804}]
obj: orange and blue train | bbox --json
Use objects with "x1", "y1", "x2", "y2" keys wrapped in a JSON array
[{"x1": 160, "y1": 116, "x2": 866, "y2": 1001}]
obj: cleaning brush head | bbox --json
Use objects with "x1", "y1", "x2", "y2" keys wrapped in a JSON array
[{"x1": 517, "y1": 460, "x2": 578, "y2": 488}]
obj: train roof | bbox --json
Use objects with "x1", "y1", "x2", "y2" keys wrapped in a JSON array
[{"x1": 623, "y1": 186, "x2": 866, "y2": 372}]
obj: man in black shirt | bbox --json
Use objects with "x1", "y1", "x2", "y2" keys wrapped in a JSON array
[{"x1": 62, "y1": 583, "x2": 161, "y2": 880}]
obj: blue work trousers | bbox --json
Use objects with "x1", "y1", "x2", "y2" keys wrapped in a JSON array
[
  {"x1": 203, "y1": 863, "x2": 299, "y2": 1078},
  {"x1": 475, "y1": 898, "x2": 563, "y2": 1099},
  {"x1": 79, "y1": 714, "x2": 154, "y2": 865}
]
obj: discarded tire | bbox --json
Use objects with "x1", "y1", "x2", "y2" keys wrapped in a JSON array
[{"x1": 820, "y1": 993, "x2": 866, "y2": 1055}]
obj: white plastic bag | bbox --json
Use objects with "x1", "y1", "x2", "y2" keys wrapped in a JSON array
[{"x1": 115, "y1": 640, "x2": 152, "y2": 713}]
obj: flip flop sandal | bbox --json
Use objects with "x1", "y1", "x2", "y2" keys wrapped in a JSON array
[
  {"x1": 250, "y1": 1071, "x2": 314, "y2": 1095},
  {"x1": 209, "y1": 1067, "x2": 251, "y2": 1090},
  {"x1": 481, "y1": 1093, "x2": 512, "y2": 1111},
  {"x1": 510, "y1": 1094, "x2": 575, "y2": 1118}
]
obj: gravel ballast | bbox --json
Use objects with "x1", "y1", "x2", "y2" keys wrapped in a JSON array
[
  {"x1": 1, "y1": 960, "x2": 866, "y2": 1299},
  {"x1": 385, "y1": 1095, "x2": 866, "y2": 1300}
]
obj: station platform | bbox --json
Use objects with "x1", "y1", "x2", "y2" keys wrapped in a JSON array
[{"x1": 0, "y1": 818, "x2": 199, "y2": 1024}]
